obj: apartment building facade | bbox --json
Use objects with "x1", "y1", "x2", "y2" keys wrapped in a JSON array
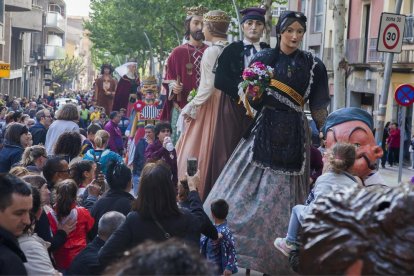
[{"x1": 0, "y1": 0, "x2": 66, "y2": 99}]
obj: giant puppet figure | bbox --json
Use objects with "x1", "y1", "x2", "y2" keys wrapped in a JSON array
[
  {"x1": 126, "y1": 76, "x2": 162, "y2": 165},
  {"x1": 322, "y1": 107, "x2": 387, "y2": 186},
  {"x1": 206, "y1": 8, "x2": 270, "y2": 198},
  {"x1": 112, "y1": 61, "x2": 140, "y2": 117},
  {"x1": 176, "y1": 10, "x2": 231, "y2": 200},
  {"x1": 160, "y1": 5, "x2": 209, "y2": 144},
  {"x1": 95, "y1": 64, "x2": 117, "y2": 115},
  {"x1": 204, "y1": 11, "x2": 330, "y2": 274}
]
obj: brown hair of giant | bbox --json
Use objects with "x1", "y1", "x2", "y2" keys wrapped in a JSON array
[{"x1": 204, "y1": 10, "x2": 230, "y2": 39}]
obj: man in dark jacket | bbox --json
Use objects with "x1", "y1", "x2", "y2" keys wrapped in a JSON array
[
  {"x1": 0, "y1": 174, "x2": 33, "y2": 275},
  {"x1": 67, "y1": 211, "x2": 126, "y2": 275},
  {"x1": 30, "y1": 109, "x2": 52, "y2": 145}
]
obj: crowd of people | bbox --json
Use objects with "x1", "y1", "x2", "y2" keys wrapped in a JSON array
[{"x1": 0, "y1": 5, "x2": 413, "y2": 276}]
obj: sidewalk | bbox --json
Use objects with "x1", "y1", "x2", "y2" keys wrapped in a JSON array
[{"x1": 378, "y1": 164, "x2": 413, "y2": 186}]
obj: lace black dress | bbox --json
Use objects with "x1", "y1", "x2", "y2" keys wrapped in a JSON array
[{"x1": 204, "y1": 48, "x2": 330, "y2": 274}]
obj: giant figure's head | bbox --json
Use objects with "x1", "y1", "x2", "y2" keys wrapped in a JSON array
[
  {"x1": 322, "y1": 107, "x2": 383, "y2": 180},
  {"x1": 141, "y1": 76, "x2": 158, "y2": 101},
  {"x1": 240, "y1": 7, "x2": 265, "y2": 43},
  {"x1": 184, "y1": 5, "x2": 208, "y2": 41}
]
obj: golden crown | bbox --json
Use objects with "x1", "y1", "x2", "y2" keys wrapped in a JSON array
[
  {"x1": 186, "y1": 5, "x2": 209, "y2": 17},
  {"x1": 204, "y1": 12, "x2": 231, "y2": 23},
  {"x1": 141, "y1": 75, "x2": 157, "y2": 85}
]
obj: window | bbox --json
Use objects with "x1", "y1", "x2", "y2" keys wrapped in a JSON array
[
  {"x1": 309, "y1": 46, "x2": 321, "y2": 58},
  {"x1": 0, "y1": 0, "x2": 4, "y2": 24},
  {"x1": 301, "y1": 0, "x2": 306, "y2": 13},
  {"x1": 272, "y1": 6, "x2": 287, "y2": 17},
  {"x1": 314, "y1": 0, "x2": 325, "y2": 32}
]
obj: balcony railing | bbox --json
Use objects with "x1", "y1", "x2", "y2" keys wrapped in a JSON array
[
  {"x1": 45, "y1": 11, "x2": 65, "y2": 33},
  {"x1": 346, "y1": 38, "x2": 414, "y2": 64},
  {"x1": 404, "y1": 15, "x2": 414, "y2": 44},
  {"x1": 44, "y1": 45, "x2": 65, "y2": 60}
]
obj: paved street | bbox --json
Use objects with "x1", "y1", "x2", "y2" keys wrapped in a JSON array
[{"x1": 378, "y1": 163, "x2": 413, "y2": 186}]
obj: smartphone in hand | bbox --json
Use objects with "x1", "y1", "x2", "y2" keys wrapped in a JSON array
[{"x1": 187, "y1": 157, "x2": 198, "y2": 177}]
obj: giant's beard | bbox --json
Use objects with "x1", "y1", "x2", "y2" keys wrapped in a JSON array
[{"x1": 190, "y1": 30, "x2": 204, "y2": 41}]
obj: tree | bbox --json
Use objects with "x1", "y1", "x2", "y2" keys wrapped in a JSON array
[
  {"x1": 332, "y1": 0, "x2": 346, "y2": 110},
  {"x1": 260, "y1": 0, "x2": 287, "y2": 44},
  {"x1": 50, "y1": 55, "x2": 86, "y2": 91},
  {"x1": 85, "y1": 0, "x2": 260, "y2": 73}
]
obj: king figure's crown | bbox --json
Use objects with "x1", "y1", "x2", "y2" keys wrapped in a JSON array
[{"x1": 186, "y1": 5, "x2": 209, "y2": 17}]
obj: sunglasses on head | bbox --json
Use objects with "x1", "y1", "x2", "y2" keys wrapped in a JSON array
[{"x1": 281, "y1": 11, "x2": 307, "y2": 22}]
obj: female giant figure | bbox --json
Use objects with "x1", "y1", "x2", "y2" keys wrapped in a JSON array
[{"x1": 204, "y1": 11, "x2": 330, "y2": 274}]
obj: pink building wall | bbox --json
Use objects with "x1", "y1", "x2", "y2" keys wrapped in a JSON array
[
  {"x1": 348, "y1": 0, "x2": 384, "y2": 39},
  {"x1": 370, "y1": 0, "x2": 384, "y2": 38}
]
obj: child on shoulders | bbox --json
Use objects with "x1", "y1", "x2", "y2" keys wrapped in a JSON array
[{"x1": 274, "y1": 143, "x2": 361, "y2": 257}]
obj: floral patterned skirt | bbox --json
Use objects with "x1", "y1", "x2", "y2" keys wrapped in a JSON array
[{"x1": 204, "y1": 116, "x2": 310, "y2": 275}]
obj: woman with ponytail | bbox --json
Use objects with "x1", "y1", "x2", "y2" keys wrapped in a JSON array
[
  {"x1": 83, "y1": 129, "x2": 123, "y2": 174},
  {"x1": 274, "y1": 143, "x2": 361, "y2": 257},
  {"x1": 47, "y1": 179, "x2": 94, "y2": 271},
  {"x1": 20, "y1": 145, "x2": 48, "y2": 174}
]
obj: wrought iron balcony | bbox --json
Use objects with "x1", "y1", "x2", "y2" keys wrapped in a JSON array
[{"x1": 346, "y1": 37, "x2": 414, "y2": 65}]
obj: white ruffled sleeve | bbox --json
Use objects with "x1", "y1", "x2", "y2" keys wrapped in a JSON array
[{"x1": 182, "y1": 46, "x2": 220, "y2": 119}]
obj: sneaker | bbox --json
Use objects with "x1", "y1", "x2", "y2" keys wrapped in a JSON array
[{"x1": 274, "y1": 237, "x2": 295, "y2": 257}]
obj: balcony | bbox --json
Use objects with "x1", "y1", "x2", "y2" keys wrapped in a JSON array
[
  {"x1": 346, "y1": 38, "x2": 414, "y2": 65},
  {"x1": 44, "y1": 45, "x2": 65, "y2": 60},
  {"x1": 11, "y1": 6, "x2": 43, "y2": 32},
  {"x1": 404, "y1": 15, "x2": 414, "y2": 44},
  {"x1": 45, "y1": 12, "x2": 66, "y2": 33},
  {"x1": 5, "y1": 0, "x2": 31, "y2": 12}
]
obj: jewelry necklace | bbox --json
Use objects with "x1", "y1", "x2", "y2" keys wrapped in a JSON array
[{"x1": 186, "y1": 44, "x2": 194, "y2": 75}]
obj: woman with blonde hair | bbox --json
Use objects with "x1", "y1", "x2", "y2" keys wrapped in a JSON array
[
  {"x1": 9, "y1": 166, "x2": 30, "y2": 177},
  {"x1": 20, "y1": 145, "x2": 48, "y2": 174},
  {"x1": 83, "y1": 129, "x2": 123, "y2": 174},
  {"x1": 45, "y1": 103, "x2": 80, "y2": 155}
]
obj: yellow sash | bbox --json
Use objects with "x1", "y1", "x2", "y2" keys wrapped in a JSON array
[{"x1": 269, "y1": 79, "x2": 304, "y2": 106}]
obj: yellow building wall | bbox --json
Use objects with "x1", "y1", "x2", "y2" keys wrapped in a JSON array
[{"x1": 65, "y1": 42, "x2": 76, "y2": 58}]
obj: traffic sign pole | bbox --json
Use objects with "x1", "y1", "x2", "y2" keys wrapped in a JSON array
[
  {"x1": 398, "y1": 106, "x2": 406, "y2": 184},
  {"x1": 375, "y1": 0, "x2": 403, "y2": 151}
]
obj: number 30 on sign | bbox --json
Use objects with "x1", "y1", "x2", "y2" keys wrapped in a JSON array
[{"x1": 377, "y1": 12, "x2": 406, "y2": 53}]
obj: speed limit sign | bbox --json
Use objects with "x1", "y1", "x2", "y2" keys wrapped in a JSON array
[{"x1": 377, "y1": 12, "x2": 406, "y2": 53}]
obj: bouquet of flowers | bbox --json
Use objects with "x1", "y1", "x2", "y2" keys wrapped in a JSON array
[
  {"x1": 187, "y1": 88, "x2": 197, "y2": 102},
  {"x1": 238, "y1": 61, "x2": 274, "y2": 117}
]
